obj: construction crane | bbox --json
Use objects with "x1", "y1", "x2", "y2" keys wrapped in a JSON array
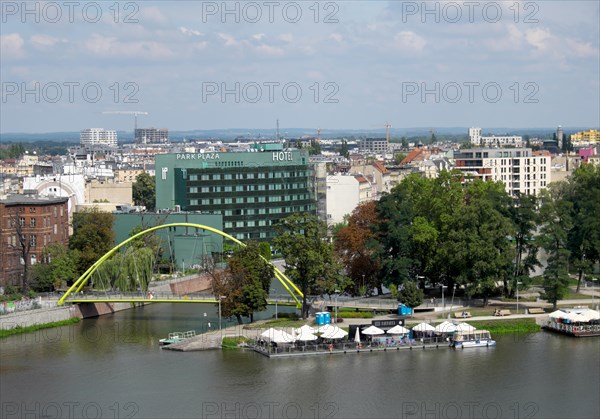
[{"x1": 102, "y1": 111, "x2": 148, "y2": 132}]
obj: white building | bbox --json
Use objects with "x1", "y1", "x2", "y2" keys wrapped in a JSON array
[
  {"x1": 454, "y1": 148, "x2": 550, "y2": 196},
  {"x1": 469, "y1": 127, "x2": 523, "y2": 147},
  {"x1": 80, "y1": 128, "x2": 118, "y2": 147},
  {"x1": 325, "y1": 174, "x2": 372, "y2": 225}
]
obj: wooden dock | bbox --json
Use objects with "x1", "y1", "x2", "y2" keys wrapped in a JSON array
[{"x1": 251, "y1": 342, "x2": 452, "y2": 358}]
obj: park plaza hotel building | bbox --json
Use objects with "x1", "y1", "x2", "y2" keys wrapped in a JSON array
[{"x1": 155, "y1": 147, "x2": 316, "y2": 242}]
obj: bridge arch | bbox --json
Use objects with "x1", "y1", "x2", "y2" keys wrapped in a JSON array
[{"x1": 57, "y1": 223, "x2": 303, "y2": 306}]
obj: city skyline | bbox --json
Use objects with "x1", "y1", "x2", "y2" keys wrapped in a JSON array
[{"x1": 1, "y1": 1, "x2": 599, "y2": 133}]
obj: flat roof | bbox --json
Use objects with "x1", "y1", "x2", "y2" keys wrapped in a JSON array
[{"x1": 0, "y1": 194, "x2": 69, "y2": 206}]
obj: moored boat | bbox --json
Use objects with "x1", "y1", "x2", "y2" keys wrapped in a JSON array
[{"x1": 452, "y1": 330, "x2": 496, "y2": 348}]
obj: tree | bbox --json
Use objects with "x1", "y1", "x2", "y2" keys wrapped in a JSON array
[
  {"x1": 393, "y1": 152, "x2": 407, "y2": 165},
  {"x1": 565, "y1": 165, "x2": 600, "y2": 292},
  {"x1": 211, "y1": 242, "x2": 273, "y2": 324},
  {"x1": 70, "y1": 208, "x2": 115, "y2": 275},
  {"x1": 508, "y1": 193, "x2": 540, "y2": 297},
  {"x1": 7, "y1": 211, "x2": 33, "y2": 293},
  {"x1": 308, "y1": 139, "x2": 321, "y2": 155},
  {"x1": 397, "y1": 281, "x2": 423, "y2": 308},
  {"x1": 30, "y1": 243, "x2": 80, "y2": 291},
  {"x1": 132, "y1": 172, "x2": 156, "y2": 211},
  {"x1": 539, "y1": 184, "x2": 573, "y2": 308},
  {"x1": 259, "y1": 242, "x2": 272, "y2": 261},
  {"x1": 339, "y1": 140, "x2": 349, "y2": 158},
  {"x1": 335, "y1": 201, "x2": 381, "y2": 295},
  {"x1": 274, "y1": 214, "x2": 343, "y2": 318}
]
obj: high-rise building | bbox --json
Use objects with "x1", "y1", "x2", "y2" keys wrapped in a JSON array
[
  {"x1": 80, "y1": 128, "x2": 117, "y2": 147},
  {"x1": 135, "y1": 128, "x2": 169, "y2": 144},
  {"x1": 0, "y1": 195, "x2": 69, "y2": 287},
  {"x1": 454, "y1": 148, "x2": 550, "y2": 196},
  {"x1": 155, "y1": 148, "x2": 316, "y2": 242},
  {"x1": 468, "y1": 127, "x2": 482, "y2": 146},
  {"x1": 361, "y1": 138, "x2": 388, "y2": 155},
  {"x1": 556, "y1": 125, "x2": 564, "y2": 149}
]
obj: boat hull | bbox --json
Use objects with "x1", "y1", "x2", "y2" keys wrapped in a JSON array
[{"x1": 454, "y1": 339, "x2": 496, "y2": 348}]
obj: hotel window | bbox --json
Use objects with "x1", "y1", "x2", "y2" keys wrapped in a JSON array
[
  {"x1": 202, "y1": 199, "x2": 210, "y2": 205},
  {"x1": 213, "y1": 174, "x2": 221, "y2": 180},
  {"x1": 190, "y1": 187, "x2": 198, "y2": 193},
  {"x1": 224, "y1": 186, "x2": 232, "y2": 192},
  {"x1": 258, "y1": 173, "x2": 266, "y2": 179},
  {"x1": 247, "y1": 221, "x2": 255, "y2": 227},
  {"x1": 201, "y1": 175, "x2": 209, "y2": 180},
  {"x1": 213, "y1": 198, "x2": 221, "y2": 204},
  {"x1": 224, "y1": 174, "x2": 232, "y2": 180},
  {"x1": 236, "y1": 185, "x2": 244, "y2": 191},
  {"x1": 247, "y1": 197, "x2": 255, "y2": 203},
  {"x1": 247, "y1": 173, "x2": 254, "y2": 179},
  {"x1": 190, "y1": 199, "x2": 198, "y2": 205},
  {"x1": 190, "y1": 175, "x2": 198, "y2": 181},
  {"x1": 236, "y1": 221, "x2": 244, "y2": 228},
  {"x1": 247, "y1": 209, "x2": 255, "y2": 215},
  {"x1": 259, "y1": 220, "x2": 266, "y2": 226},
  {"x1": 225, "y1": 222, "x2": 233, "y2": 228},
  {"x1": 224, "y1": 198, "x2": 233, "y2": 204},
  {"x1": 201, "y1": 187, "x2": 209, "y2": 193},
  {"x1": 224, "y1": 210, "x2": 233, "y2": 216},
  {"x1": 235, "y1": 198, "x2": 244, "y2": 203}
]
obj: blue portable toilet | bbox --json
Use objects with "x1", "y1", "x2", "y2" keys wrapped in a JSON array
[
  {"x1": 323, "y1": 312, "x2": 331, "y2": 325},
  {"x1": 398, "y1": 304, "x2": 413, "y2": 316},
  {"x1": 315, "y1": 312, "x2": 324, "y2": 325}
]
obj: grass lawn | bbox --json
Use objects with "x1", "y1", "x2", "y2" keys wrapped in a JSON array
[
  {"x1": 244, "y1": 318, "x2": 307, "y2": 329},
  {"x1": 465, "y1": 318, "x2": 541, "y2": 334}
]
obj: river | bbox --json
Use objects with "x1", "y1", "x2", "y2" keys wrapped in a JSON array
[{"x1": 1, "y1": 303, "x2": 598, "y2": 419}]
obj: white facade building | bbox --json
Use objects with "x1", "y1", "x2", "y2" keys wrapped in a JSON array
[
  {"x1": 454, "y1": 148, "x2": 550, "y2": 196},
  {"x1": 80, "y1": 128, "x2": 118, "y2": 147},
  {"x1": 325, "y1": 174, "x2": 372, "y2": 225},
  {"x1": 469, "y1": 127, "x2": 523, "y2": 147}
]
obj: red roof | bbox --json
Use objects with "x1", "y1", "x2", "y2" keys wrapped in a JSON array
[{"x1": 372, "y1": 160, "x2": 389, "y2": 174}]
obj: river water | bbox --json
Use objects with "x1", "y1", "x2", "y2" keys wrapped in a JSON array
[{"x1": 1, "y1": 303, "x2": 599, "y2": 419}]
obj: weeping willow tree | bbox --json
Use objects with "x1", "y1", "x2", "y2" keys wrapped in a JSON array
[{"x1": 93, "y1": 248, "x2": 154, "y2": 292}]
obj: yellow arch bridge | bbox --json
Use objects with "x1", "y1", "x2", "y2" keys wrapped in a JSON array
[{"x1": 57, "y1": 223, "x2": 303, "y2": 308}]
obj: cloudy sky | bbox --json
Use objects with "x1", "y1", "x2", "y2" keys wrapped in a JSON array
[{"x1": 1, "y1": 1, "x2": 599, "y2": 133}]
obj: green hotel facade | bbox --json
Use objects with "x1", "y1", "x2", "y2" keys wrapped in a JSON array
[{"x1": 155, "y1": 148, "x2": 316, "y2": 242}]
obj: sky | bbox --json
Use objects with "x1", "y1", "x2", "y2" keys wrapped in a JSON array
[{"x1": 1, "y1": 0, "x2": 599, "y2": 133}]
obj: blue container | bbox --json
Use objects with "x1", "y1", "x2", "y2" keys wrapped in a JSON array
[
  {"x1": 323, "y1": 312, "x2": 331, "y2": 325},
  {"x1": 315, "y1": 312, "x2": 324, "y2": 325},
  {"x1": 398, "y1": 304, "x2": 413, "y2": 316}
]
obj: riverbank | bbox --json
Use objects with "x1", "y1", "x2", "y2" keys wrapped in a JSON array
[{"x1": 0, "y1": 317, "x2": 80, "y2": 338}]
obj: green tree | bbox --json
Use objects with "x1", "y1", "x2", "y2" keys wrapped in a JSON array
[
  {"x1": 339, "y1": 140, "x2": 349, "y2": 158},
  {"x1": 397, "y1": 281, "x2": 423, "y2": 308},
  {"x1": 211, "y1": 242, "x2": 273, "y2": 324},
  {"x1": 539, "y1": 184, "x2": 573, "y2": 308},
  {"x1": 30, "y1": 243, "x2": 80, "y2": 291},
  {"x1": 70, "y1": 208, "x2": 115, "y2": 275},
  {"x1": 509, "y1": 193, "x2": 540, "y2": 296},
  {"x1": 132, "y1": 172, "x2": 156, "y2": 211},
  {"x1": 394, "y1": 152, "x2": 407, "y2": 165},
  {"x1": 274, "y1": 214, "x2": 343, "y2": 318},
  {"x1": 308, "y1": 139, "x2": 321, "y2": 155},
  {"x1": 259, "y1": 242, "x2": 272, "y2": 261}
]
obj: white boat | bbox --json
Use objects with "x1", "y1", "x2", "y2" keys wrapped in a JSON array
[
  {"x1": 159, "y1": 330, "x2": 196, "y2": 345},
  {"x1": 452, "y1": 330, "x2": 496, "y2": 348}
]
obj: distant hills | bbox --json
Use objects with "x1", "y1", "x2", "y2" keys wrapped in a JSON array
[{"x1": 0, "y1": 127, "x2": 595, "y2": 143}]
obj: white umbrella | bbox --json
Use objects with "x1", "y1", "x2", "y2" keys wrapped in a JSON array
[
  {"x1": 549, "y1": 310, "x2": 566, "y2": 319},
  {"x1": 261, "y1": 328, "x2": 295, "y2": 343},
  {"x1": 295, "y1": 330, "x2": 318, "y2": 341},
  {"x1": 412, "y1": 322, "x2": 435, "y2": 332},
  {"x1": 361, "y1": 325, "x2": 385, "y2": 335},
  {"x1": 320, "y1": 325, "x2": 348, "y2": 339},
  {"x1": 317, "y1": 324, "x2": 337, "y2": 334},
  {"x1": 581, "y1": 309, "x2": 600, "y2": 320},
  {"x1": 387, "y1": 325, "x2": 410, "y2": 335},
  {"x1": 434, "y1": 321, "x2": 457, "y2": 333},
  {"x1": 455, "y1": 322, "x2": 476, "y2": 332},
  {"x1": 354, "y1": 328, "x2": 361, "y2": 343},
  {"x1": 295, "y1": 324, "x2": 317, "y2": 334}
]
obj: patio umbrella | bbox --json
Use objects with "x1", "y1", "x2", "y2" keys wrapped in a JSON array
[
  {"x1": 320, "y1": 326, "x2": 348, "y2": 339},
  {"x1": 387, "y1": 325, "x2": 410, "y2": 335},
  {"x1": 455, "y1": 322, "x2": 476, "y2": 332},
  {"x1": 549, "y1": 310, "x2": 566, "y2": 319},
  {"x1": 434, "y1": 321, "x2": 457, "y2": 333},
  {"x1": 354, "y1": 328, "x2": 361, "y2": 343},
  {"x1": 361, "y1": 325, "x2": 385, "y2": 335},
  {"x1": 412, "y1": 322, "x2": 435, "y2": 332},
  {"x1": 295, "y1": 330, "x2": 318, "y2": 341},
  {"x1": 261, "y1": 328, "x2": 295, "y2": 343},
  {"x1": 581, "y1": 309, "x2": 600, "y2": 320},
  {"x1": 316, "y1": 324, "x2": 337, "y2": 334},
  {"x1": 295, "y1": 324, "x2": 317, "y2": 334}
]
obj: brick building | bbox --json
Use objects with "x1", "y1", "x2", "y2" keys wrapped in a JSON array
[{"x1": 0, "y1": 195, "x2": 69, "y2": 288}]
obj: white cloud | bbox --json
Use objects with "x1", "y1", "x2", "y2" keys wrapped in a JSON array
[
  {"x1": 279, "y1": 33, "x2": 294, "y2": 43},
  {"x1": 217, "y1": 33, "x2": 239, "y2": 47},
  {"x1": 525, "y1": 28, "x2": 552, "y2": 51},
  {"x1": 252, "y1": 33, "x2": 266, "y2": 41},
  {"x1": 255, "y1": 44, "x2": 284, "y2": 56},
  {"x1": 140, "y1": 6, "x2": 169, "y2": 26},
  {"x1": 392, "y1": 31, "x2": 426, "y2": 52},
  {"x1": 179, "y1": 27, "x2": 203, "y2": 37},
  {"x1": 330, "y1": 33, "x2": 343, "y2": 43},
  {"x1": 83, "y1": 34, "x2": 173, "y2": 60},
  {"x1": 30, "y1": 35, "x2": 65, "y2": 48},
  {"x1": 565, "y1": 39, "x2": 599, "y2": 58},
  {"x1": 1, "y1": 33, "x2": 26, "y2": 59}
]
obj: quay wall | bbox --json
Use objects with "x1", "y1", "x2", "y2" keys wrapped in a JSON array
[{"x1": 0, "y1": 306, "x2": 80, "y2": 330}]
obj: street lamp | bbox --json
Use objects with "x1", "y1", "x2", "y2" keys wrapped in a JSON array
[
  {"x1": 441, "y1": 285, "x2": 448, "y2": 312},
  {"x1": 591, "y1": 278, "x2": 598, "y2": 311},
  {"x1": 334, "y1": 289, "x2": 340, "y2": 323},
  {"x1": 516, "y1": 282, "x2": 523, "y2": 314},
  {"x1": 218, "y1": 296, "x2": 226, "y2": 331}
]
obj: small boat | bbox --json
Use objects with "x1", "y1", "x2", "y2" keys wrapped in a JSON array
[
  {"x1": 159, "y1": 330, "x2": 196, "y2": 345},
  {"x1": 452, "y1": 330, "x2": 496, "y2": 348}
]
